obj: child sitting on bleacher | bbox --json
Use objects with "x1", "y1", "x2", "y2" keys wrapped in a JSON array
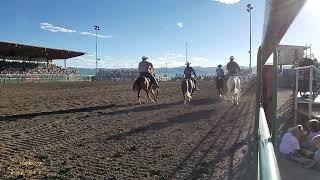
[
  {"x1": 279, "y1": 125, "x2": 305, "y2": 157},
  {"x1": 302, "y1": 119, "x2": 320, "y2": 150},
  {"x1": 305, "y1": 135, "x2": 320, "y2": 169}
]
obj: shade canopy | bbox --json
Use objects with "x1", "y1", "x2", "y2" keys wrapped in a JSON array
[{"x1": 0, "y1": 41, "x2": 85, "y2": 62}]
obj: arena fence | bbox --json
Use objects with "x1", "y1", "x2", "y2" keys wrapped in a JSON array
[
  {"x1": 258, "y1": 107, "x2": 281, "y2": 179},
  {"x1": 0, "y1": 74, "x2": 91, "y2": 83},
  {"x1": 253, "y1": 0, "x2": 307, "y2": 179},
  {"x1": 255, "y1": 48, "x2": 281, "y2": 180}
]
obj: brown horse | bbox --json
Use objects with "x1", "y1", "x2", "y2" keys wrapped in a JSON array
[{"x1": 133, "y1": 75, "x2": 159, "y2": 104}]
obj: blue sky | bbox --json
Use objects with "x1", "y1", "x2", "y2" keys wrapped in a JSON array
[{"x1": 1, "y1": 0, "x2": 319, "y2": 68}]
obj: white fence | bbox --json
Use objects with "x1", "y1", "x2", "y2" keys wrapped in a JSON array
[{"x1": 0, "y1": 74, "x2": 91, "y2": 83}]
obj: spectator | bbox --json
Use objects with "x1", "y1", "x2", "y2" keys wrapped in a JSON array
[
  {"x1": 302, "y1": 119, "x2": 320, "y2": 149},
  {"x1": 279, "y1": 125, "x2": 305, "y2": 156},
  {"x1": 305, "y1": 135, "x2": 320, "y2": 169},
  {"x1": 0, "y1": 61, "x2": 69, "y2": 75}
]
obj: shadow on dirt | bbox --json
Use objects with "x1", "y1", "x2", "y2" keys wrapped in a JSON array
[
  {"x1": 168, "y1": 91, "x2": 254, "y2": 180},
  {"x1": 101, "y1": 97, "x2": 216, "y2": 116},
  {"x1": 0, "y1": 97, "x2": 215, "y2": 122},
  {"x1": 102, "y1": 109, "x2": 215, "y2": 142},
  {"x1": 189, "y1": 98, "x2": 217, "y2": 105},
  {"x1": 0, "y1": 104, "x2": 118, "y2": 122}
]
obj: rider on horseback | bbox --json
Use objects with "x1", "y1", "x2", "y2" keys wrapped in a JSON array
[
  {"x1": 227, "y1": 56, "x2": 241, "y2": 76},
  {"x1": 184, "y1": 62, "x2": 199, "y2": 91},
  {"x1": 138, "y1": 56, "x2": 159, "y2": 88}
]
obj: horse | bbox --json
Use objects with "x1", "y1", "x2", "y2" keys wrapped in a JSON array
[
  {"x1": 133, "y1": 72, "x2": 159, "y2": 104},
  {"x1": 216, "y1": 76, "x2": 225, "y2": 101},
  {"x1": 226, "y1": 75, "x2": 241, "y2": 106},
  {"x1": 181, "y1": 78, "x2": 196, "y2": 104}
]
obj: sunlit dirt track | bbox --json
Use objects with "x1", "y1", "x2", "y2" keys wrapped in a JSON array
[{"x1": 0, "y1": 81, "x2": 255, "y2": 179}]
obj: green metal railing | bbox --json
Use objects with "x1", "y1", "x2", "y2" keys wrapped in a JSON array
[
  {"x1": 254, "y1": 47, "x2": 281, "y2": 180},
  {"x1": 258, "y1": 107, "x2": 281, "y2": 180}
]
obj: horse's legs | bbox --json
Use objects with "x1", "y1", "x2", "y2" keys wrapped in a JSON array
[
  {"x1": 236, "y1": 94, "x2": 239, "y2": 106},
  {"x1": 182, "y1": 89, "x2": 186, "y2": 104},
  {"x1": 231, "y1": 95, "x2": 234, "y2": 105},
  {"x1": 146, "y1": 90, "x2": 155, "y2": 103},
  {"x1": 150, "y1": 89, "x2": 158, "y2": 102},
  {"x1": 138, "y1": 90, "x2": 142, "y2": 104},
  {"x1": 156, "y1": 89, "x2": 159, "y2": 100}
]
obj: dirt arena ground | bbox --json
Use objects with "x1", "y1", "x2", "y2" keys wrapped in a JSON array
[{"x1": 0, "y1": 81, "x2": 255, "y2": 179}]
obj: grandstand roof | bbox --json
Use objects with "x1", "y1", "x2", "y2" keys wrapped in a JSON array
[{"x1": 0, "y1": 41, "x2": 85, "y2": 62}]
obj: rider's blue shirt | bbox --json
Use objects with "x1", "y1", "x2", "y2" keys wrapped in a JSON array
[
  {"x1": 216, "y1": 67, "x2": 224, "y2": 77},
  {"x1": 184, "y1": 66, "x2": 196, "y2": 78}
]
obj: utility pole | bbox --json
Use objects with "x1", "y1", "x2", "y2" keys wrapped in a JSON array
[
  {"x1": 165, "y1": 62, "x2": 168, "y2": 76},
  {"x1": 247, "y1": 4, "x2": 253, "y2": 71},
  {"x1": 94, "y1": 25, "x2": 100, "y2": 76},
  {"x1": 185, "y1": 41, "x2": 188, "y2": 63}
]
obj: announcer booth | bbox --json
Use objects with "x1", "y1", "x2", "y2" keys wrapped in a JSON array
[{"x1": 0, "y1": 41, "x2": 85, "y2": 82}]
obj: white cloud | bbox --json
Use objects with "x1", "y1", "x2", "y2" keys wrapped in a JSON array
[
  {"x1": 212, "y1": 0, "x2": 240, "y2": 4},
  {"x1": 176, "y1": 54, "x2": 186, "y2": 58},
  {"x1": 40, "y1": 23, "x2": 76, "y2": 33},
  {"x1": 192, "y1": 57, "x2": 209, "y2": 62},
  {"x1": 80, "y1": 32, "x2": 112, "y2": 38},
  {"x1": 177, "y1": 22, "x2": 184, "y2": 28},
  {"x1": 154, "y1": 52, "x2": 187, "y2": 67},
  {"x1": 62, "y1": 52, "x2": 211, "y2": 69}
]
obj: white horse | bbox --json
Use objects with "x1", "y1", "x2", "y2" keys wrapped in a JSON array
[{"x1": 226, "y1": 75, "x2": 241, "y2": 106}]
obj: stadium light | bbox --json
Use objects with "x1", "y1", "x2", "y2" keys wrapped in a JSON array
[
  {"x1": 94, "y1": 25, "x2": 100, "y2": 76},
  {"x1": 246, "y1": 4, "x2": 253, "y2": 71}
]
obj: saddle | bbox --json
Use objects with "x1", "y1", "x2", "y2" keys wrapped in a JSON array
[
  {"x1": 140, "y1": 75, "x2": 151, "y2": 82},
  {"x1": 138, "y1": 75, "x2": 157, "y2": 90}
]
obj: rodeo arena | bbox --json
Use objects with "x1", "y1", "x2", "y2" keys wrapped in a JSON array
[{"x1": 1, "y1": 0, "x2": 320, "y2": 179}]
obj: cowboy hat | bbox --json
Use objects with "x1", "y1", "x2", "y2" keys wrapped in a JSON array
[
  {"x1": 230, "y1": 56, "x2": 235, "y2": 60},
  {"x1": 185, "y1": 62, "x2": 191, "y2": 65},
  {"x1": 142, "y1": 56, "x2": 148, "y2": 60},
  {"x1": 218, "y1": 64, "x2": 222, "y2": 67}
]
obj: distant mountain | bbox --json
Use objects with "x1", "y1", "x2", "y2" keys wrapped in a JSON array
[
  {"x1": 156, "y1": 66, "x2": 218, "y2": 76},
  {"x1": 68, "y1": 66, "x2": 256, "y2": 76}
]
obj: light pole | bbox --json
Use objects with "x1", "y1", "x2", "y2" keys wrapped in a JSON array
[
  {"x1": 247, "y1": 4, "x2": 253, "y2": 71},
  {"x1": 185, "y1": 41, "x2": 188, "y2": 64},
  {"x1": 94, "y1": 25, "x2": 100, "y2": 76}
]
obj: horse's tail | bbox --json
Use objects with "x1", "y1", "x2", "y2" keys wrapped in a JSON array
[
  {"x1": 186, "y1": 80, "x2": 192, "y2": 99},
  {"x1": 186, "y1": 89, "x2": 192, "y2": 99},
  {"x1": 182, "y1": 80, "x2": 192, "y2": 99},
  {"x1": 133, "y1": 81, "x2": 138, "y2": 91},
  {"x1": 234, "y1": 77, "x2": 241, "y2": 94},
  {"x1": 133, "y1": 77, "x2": 142, "y2": 91}
]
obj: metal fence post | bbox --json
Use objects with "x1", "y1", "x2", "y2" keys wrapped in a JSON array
[
  {"x1": 294, "y1": 68, "x2": 299, "y2": 125},
  {"x1": 254, "y1": 47, "x2": 262, "y2": 179},
  {"x1": 271, "y1": 50, "x2": 278, "y2": 146},
  {"x1": 309, "y1": 66, "x2": 313, "y2": 118}
]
